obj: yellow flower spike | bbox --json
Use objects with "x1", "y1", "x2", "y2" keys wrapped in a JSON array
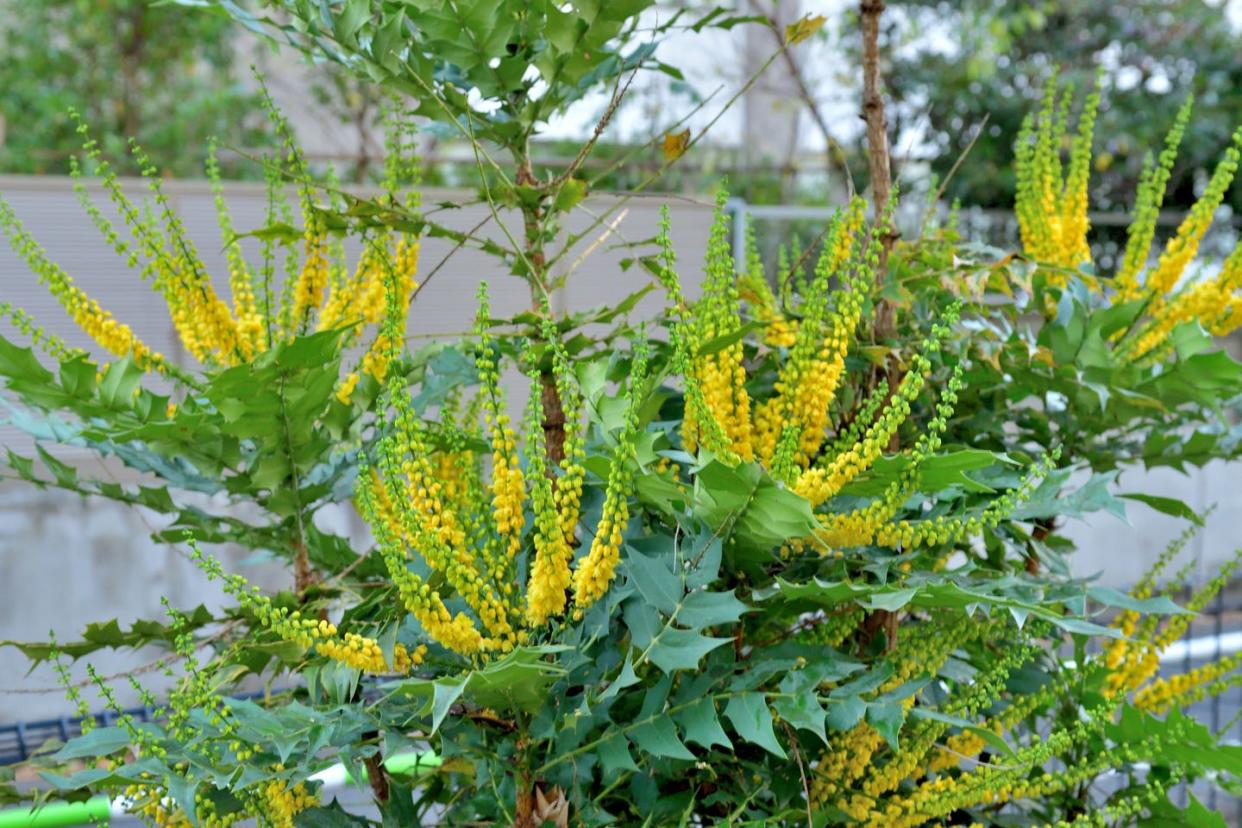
[
  {"x1": 335, "y1": 371, "x2": 361, "y2": 405},
  {"x1": 792, "y1": 351, "x2": 929, "y2": 507},
  {"x1": 537, "y1": 310, "x2": 588, "y2": 544},
  {"x1": 387, "y1": 409, "x2": 516, "y2": 646},
  {"x1": 572, "y1": 335, "x2": 650, "y2": 613},
  {"x1": 0, "y1": 198, "x2": 169, "y2": 372},
  {"x1": 772, "y1": 198, "x2": 869, "y2": 471},
  {"x1": 318, "y1": 235, "x2": 387, "y2": 335},
  {"x1": 207, "y1": 139, "x2": 264, "y2": 361},
  {"x1": 1059, "y1": 83, "x2": 1100, "y2": 271},
  {"x1": 129, "y1": 138, "x2": 244, "y2": 364},
  {"x1": 289, "y1": 219, "x2": 331, "y2": 335},
  {"x1": 740, "y1": 222, "x2": 798, "y2": 348},
  {"x1": 653, "y1": 206, "x2": 736, "y2": 461},
  {"x1": 471, "y1": 289, "x2": 527, "y2": 575},
  {"x1": 1145, "y1": 126, "x2": 1242, "y2": 302},
  {"x1": 1116, "y1": 96, "x2": 1195, "y2": 299},
  {"x1": 316, "y1": 632, "x2": 425, "y2": 675},
  {"x1": 348, "y1": 235, "x2": 421, "y2": 388},
  {"x1": 1013, "y1": 76, "x2": 1099, "y2": 284},
  {"x1": 522, "y1": 370, "x2": 575, "y2": 627},
  {"x1": 259, "y1": 778, "x2": 318, "y2": 828},
  {"x1": 356, "y1": 455, "x2": 488, "y2": 656},
  {"x1": 683, "y1": 194, "x2": 755, "y2": 461}
]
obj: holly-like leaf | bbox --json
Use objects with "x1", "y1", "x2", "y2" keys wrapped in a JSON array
[
  {"x1": 646, "y1": 628, "x2": 731, "y2": 673},
  {"x1": 597, "y1": 734, "x2": 641, "y2": 774},
  {"x1": 724, "y1": 693, "x2": 786, "y2": 758},
  {"x1": 676, "y1": 697, "x2": 732, "y2": 751},
  {"x1": 629, "y1": 716, "x2": 695, "y2": 761}
]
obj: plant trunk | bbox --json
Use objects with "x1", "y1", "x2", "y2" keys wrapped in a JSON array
[
  {"x1": 292, "y1": 538, "x2": 315, "y2": 595},
  {"x1": 540, "y1": 372, "x2": 567, "y2": 465},
  {"x1": 860, "y1": 0, "x2": 896, "y2": 320},
  {"x1": 859, "y1": 0, "x2": 903, "y2": 649},
  {"x1": 513, "y1": 767, "x2": 537, "y2": 828},
  {"x1": 363, "y1": 749, "x2": 391, "y2": 804},
  {"x1": 515, "y1": 153, "x2": 567, "y2": 468}
]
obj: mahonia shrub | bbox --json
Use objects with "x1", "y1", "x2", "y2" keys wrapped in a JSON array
[
  {"x1": 6, "y1": 65, "x2": 1242, "y2": 828},
  {"x1": 1014, "y1": 77, "x2": 1242, "y2": 361},
  {"x1": 10, "y1": 183, "x2": 1242, "y2": 828}
]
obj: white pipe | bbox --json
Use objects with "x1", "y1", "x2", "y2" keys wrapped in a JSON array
[{"x1": 1159, "y1": 630, "x2": 1242, "y2": 663}]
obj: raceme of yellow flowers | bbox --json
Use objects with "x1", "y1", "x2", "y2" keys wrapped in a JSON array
[
  {"x1": 1014, "y1": 77, "x2": 1242, "y2": 361},
  {"x1": 657, "y1": 196, "x2": 1053, "y2": 557},
  {"x1": 352, "y1": 287, "x2": 650, "y2": 659},
  {"x1": 0, "y1": 106, "x2": 421, "y2": 401},
  {"x1": 51, "y1": 601, "x2": 324, "y2": 828},
  {"x1": 191, "y1": 541, "x2": 427, "y2": 676},
  {"x1": 829, "y1": 526, "x2": 1242, "y2": 828},
  {"x1": 797, "y1": 604, "x2": 1199, "y2": 828},
  {"x1": 1099, "y1": 522, "x2": 1242, "y2": 711}
]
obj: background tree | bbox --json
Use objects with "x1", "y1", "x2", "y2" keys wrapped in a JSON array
[
  {"x1": 884, "y1": 0, "x2": 1242, "y2": 212},
  {"x1": 0, "y1": 0, "x2": 272, "y2": 176}
]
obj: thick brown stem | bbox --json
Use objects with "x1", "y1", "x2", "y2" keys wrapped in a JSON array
[
  {"x1": 540, "y1": 373, "x2": 567, "y2": 466},
  {"x1": 515, "y1": 152, "x2": 567, "y2": 469},
  {"x1": 860, "y1": 0, "x2": 903, "y2": 449},
  {"x1": 292, "y1": 539, "x2": 316, "y2": 595},
  {"x1": 1026, "y1": 518, "x2": 1056, "y2": 575},
  {"x1": 859, "y1": 606, "x2": 899, "y2": 654},
  {"x1": 860, "y1": 0, "x2": 897, "y2": 339},
  {"x1": 363, "y1": 749, "x2": 391, "y2": 804},
  {"x1": 513, "y1": 771, "x2": 537, "y2": 828}
]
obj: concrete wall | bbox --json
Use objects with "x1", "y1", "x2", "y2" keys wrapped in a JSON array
[{"x1": 1063, "y1": 461, "x2": 1242, "y2": 589}]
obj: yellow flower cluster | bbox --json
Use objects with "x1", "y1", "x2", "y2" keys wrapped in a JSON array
[
  {"x1": 316, "y1": 632, "x2": 426, "y2": 675},
  {"x1": 797, "y1": 539, "x2": 1242, "y2": 826},
  {"x1": 682, "y1": 193, "x2": 756, "y2": 461},
  {"x1": 653, "y1": 208, "x2": 734, "y2": 460},
  {"x1": 191, "y1": 546, "x2": 425, "y2": 675},
  {"x1": 1133, "y1": 651, "x2": 1242, "y2": 714},
  {"x1": 355, "y1": 286, "x2": 648, "y2": 658},
  {"x1": 0, "y1": 198, "x2": 169, "y2": 373},
  {"x1": 658, "y1": 195, "x2": 1051, "y2": 560},
  {"x1": 123, "y1": 784, "x2": 240, "y2": 828},
  {"x1": 523, "y1": 369, "x2": 577, "y2": 626},
  {"x1": 738, "y1": 226, "x2": 797, "y2": 348},
  {"x1": 1100, "y1": 530, "x2": 1242, "y2": 704},
  {"x1": 1014, "y1": 79, "x2": 1242, "y2": 361},
  {"x1": 122, "y1": 775, "x2": 317, "y2": 828},
  {"x1": 681, "y1": 198, "x2": 869, "y2": 474},
  {"x1": 0, "y1": 114, "x2": 421, "y2": 394},
  {"x1": 1014, "y1": 76, "x2": 1099, "y2": 282},
  {"x1": 571, "y1": 341, "x2": 649, "y2": 613},
  {"x1": 811, "y1": 615, "x2": 979, "y2": 820},
  {"x1": 259, "y1": 778, "x2": 319, "y2": 828}
]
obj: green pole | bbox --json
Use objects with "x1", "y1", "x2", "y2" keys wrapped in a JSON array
[
  {"x1": 0, "y1": 752, "x2": 440, "y2": 827},
  {"x1": 0, "y1": 797, "x2": 111, "y2": 828}
]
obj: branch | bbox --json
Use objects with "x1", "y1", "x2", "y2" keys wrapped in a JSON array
[
  {"x1": 860, "y1": 0, "x2": 897, "y2": 340},
  {"x1": 748, "y1": 0, "x2": 856, "y2": 197}
]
